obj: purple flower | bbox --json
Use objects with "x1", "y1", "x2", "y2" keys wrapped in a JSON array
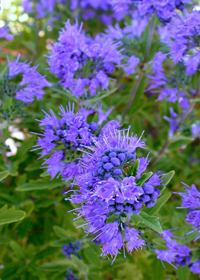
[
  {"x1": 160, "y1": 11, "x2": 200, "y2": 73},
  {"x1": 81, "y1": 128, "x2": 145, "y2": 180},
  {"x1": 176, "y1": 183, "x2": 200, "y2": 241},
  {"x1": 189, "y1": 260, "x2": 200, "y2": 275},
  {"x1": 62, "y1": 241, "x2": 81, "y2": 259},
  {"x1": 124, "y1": 55, "x2": 140, "y2": 75},
  {"x1": 0, "y1": 25, "x2": 14, "y2": 41},
  {"x1": 47, "y1": 20, "x2": 123, "y2": 97},
  {"x1": 164, "y1": 108, "x2": 180, "y2": 137},
  {"x1": 8, "y1": 54, "x2": 51, "y2": 103},
  {"x1": 155, "y1": 229, "x2": 191, "y2": 268},
  {"x1": 191, "y1": 124, "x2": 200, "y2": 138}
]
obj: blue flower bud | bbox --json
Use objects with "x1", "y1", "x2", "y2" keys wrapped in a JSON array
[
  {"x1": 109, "y1": 152, "x2": 117, "y2": 158},
  {"x1": 103, "y1": 163, "x2": 113, "y2": 171},
  {"x1": 143, "y1": 185, "x2": 154, "y2": 194},
  {"x1": 115, "y1": 196, "x2": 124, "y2": 203},
  {"x1": 140, "y1": 194, "x2": 151, "y2": 202},
  {"x1": 90, "y1": 122, "x2": 98, "y2": 131},
  {"x1": 132, "y1": 209, "x2": 140, "y2": 215},
  {"x1": 133, "y1": 201, "x2": 143, "y2": 209},
  {"x1": 110, "y1": 157, "x2": 120, "y2": 166},
  {"x1": 105, "y1": 173, "x2": 112, "y2": 179},
  {"x1": 118, "y1": 153, "x2": 126, "y2": 161},
  {"x1": 116, "y1": 203, "x2": 124, "y2": 210},
  {"x1": 102, "y1": 156, "x2": 109, "y2": 163},
  {"x1": 145, "y1": 200, "x2": 156, "y2": 208},
  {"x1": 108, "y1": 206, "x2": 115, "y2": 212},
  {"x1": 113, "y1": 168, "x2": 122, "y2": 175},
  {"x1": 98, "y1": 168, "x2": 105, "y2": 175},
  {"x1": 151, "y1": 192, "x2": 159, "y2": 200}
]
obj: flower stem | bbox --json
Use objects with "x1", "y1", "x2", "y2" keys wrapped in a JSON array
[{"x1": 122, "y1": 14, "x2": 156, "y2": 122}]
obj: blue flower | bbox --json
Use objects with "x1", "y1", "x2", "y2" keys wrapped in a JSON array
[
  {"x1": 0, "y1": 25, "x2": 14, "y2": 41},
  {"x1": 8, "y1": 54, "x2": 51, "y2": 102},
  {"x1": 47, "y1": 20, "x2": 123, "y2": 97}
]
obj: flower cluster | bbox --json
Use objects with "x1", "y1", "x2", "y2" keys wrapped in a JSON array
[
  {"x1": 47, "y1": 20, "x2": 123, "y2": 97},
  {"x1": 68, "y1": 128, "x2": 164, "y2": 262},
  {"x1": 108, "y1": 0, "x2": 189, "y2": 24},
  {"x1": 160, "y1": 11, "x2": 200, "y2": 74},
  {"x1": 137, "y1": 0, "x2": 189, "y2": 24},
  {"x1": 176, "y1": 183, "x2": 200, "y2": 241},
  {"x1": 155, "y1": 229, "x2": 191, "y2": 268},
  {"x1": 147, "y1": 52, "x2": 192, "y2": 105},
  {"x1": 34, "y1": 103, "x2": 116, "y2": 181},
  {"x1": 62, "y1": 241, "x2": 81, "y2": 259},
  {"x1": 7, "y1": 54, "x2": 51, "y2": 103}
]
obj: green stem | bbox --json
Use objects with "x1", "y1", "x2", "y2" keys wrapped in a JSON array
[{"x1": 122, "y1": 14, "x2": 156, "y2": 122}]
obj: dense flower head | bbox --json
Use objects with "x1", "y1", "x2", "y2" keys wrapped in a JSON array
[
  {"x1": 147, "y1": 52, "x2": 192, "y2": 104},
  {"x1": 35, "y1": 103, "x2": 115, "y2": 180},
  {"x1": 108, "y1": 0, "x2": 189, "y2": 23},
  {"x1": 68, "y1": 130, "x2": 165, "y2": 262},
  {"x1": 7, "y1": 54, "x2": 51, "y2": 102},
  {"x1": 62, "y1": 241, "x2": 81, "y2": 259},
  {"x1": 136, "y1": 0, "x2": 190, "y2": 24},
  {"x1": 160, "y1": 11, "x2": 200, "y2": 74},
  {"x1": 176, "y1": 183, "x2": 200, "y2": 241},
  {"x1": 0, "y1": 25, "x2": 14, "y2": 41},
  {"x1": 47, "y1": 20, "x2": 123, "y2": 97}
]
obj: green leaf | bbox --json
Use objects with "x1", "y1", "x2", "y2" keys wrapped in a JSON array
[
  {"x1": 191, "y1": 250, "x2": 200, "y2": 263},
  {"x1": 53, "y1": 226, "x2": 70, "y2": 239},
  {"x1": 0, "y1": 120, "x2": 8, "y2": 130},
  {"x1": 0, "y1": 170, "x2": 10, "y2": 181},
  {"x1": 131, "y1": 211, "x2": 162, "y2": 233},
  {"x1": 16, "y1": 180, "x2": 64, "y2": 191},
  {"x1": 40, "y1": 259, "x2": 72, "y2": 272},
  {"x1": 70, "y1": 255, "x2": 88, "y2": 274},
  {"x1": 136, "y1": 172, "x2": 153, "y2": 186},
  {"x1": 0, "y1": 205, "x2": 26, "y2": 225},
  {"x1": 158, "y1": 170, "x2": 175, "y2": 192},
  {"x1": 84, "y1": 243, "x2": 102, "y2": 268},
  {"x1": 176, "y1": 266, "x2": 190, "y2": 280},
  {"x1": 147, "y1": 191, "x2": 171, "y2": 216},
  {"x1": 10, "y1": 240, "x2": 26, "y2": 259},
  {"x1": 127, "y1": 159, "x2": 140, "y2": 176},
  {"x1": 151, "y1": 258, "x2": 165, "y2": 280},
  {"x1": 169, "y1": 135, "x2": 194, "y2": 150}
]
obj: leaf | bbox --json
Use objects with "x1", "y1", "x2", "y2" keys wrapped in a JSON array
[
  {"x1": 53, "y1": 226, "x2": 70, "y2": 239},
  {"x1": 151, "y1": 258, "x2": 165, "y2": 280},
  {"x1": 161, "y1": 170, "x2": 175, "y2": 187},
  {"x1": 40, "y1": 259, "x2": 72, "y2": 272},
  {"x1": 10, "y1": 240, "x2": 26, "y2": 259},
  {"x1": 158, "y1": 171, "x2": 175, "y2": 192},
  {"x1": 0, "y1": 205, "x2": 26, "y2": 225},
  {"x1": 131, "y1": 211, "x2": 163, "y2": 233},
  {"x1": 169, "y1": 135, "x2": 194, "y2": 150},
  {"x1": 127, "y1": 159, "x2": 140, "y2": 176},
  {"x1": 0, "y1": 120, "x2": 8, "y2": 130},
  {"x1": 136, "y1": 172, "x2": 153, "y2": 186},
  {"x1": 191, "y1": 250, "x2": 200, "y2": 263},
  {"x1": 84, "y1": 243, "x2": 102, "y2": 268},
  {"x1": 16, "y1": 180, "x2": 64, "y2": 191},
  {"x1": 70, "y1": 255, "x2": 88, "y2": 274},
  {"x1": 147, "y1": 191, "x2": 171, "y2": 216},
  {"x1": 176, "y1": 266, "x2": 190, "y2": 280},
  {"x1": 0, "y1": 170, "x2": 10, "y2": 181}
]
